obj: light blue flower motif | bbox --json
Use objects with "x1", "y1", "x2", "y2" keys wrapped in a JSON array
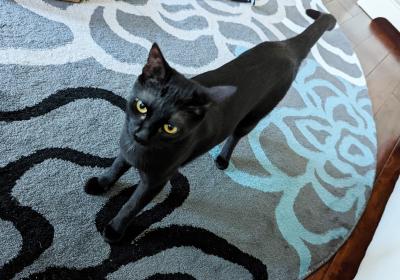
[{"x1": 210, "y1": 46, "x2": 376, "y2": 277}]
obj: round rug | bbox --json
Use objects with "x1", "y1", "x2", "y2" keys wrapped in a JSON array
[{"x1": 0, "y1": 0, "x2": 377, "y2": 279}]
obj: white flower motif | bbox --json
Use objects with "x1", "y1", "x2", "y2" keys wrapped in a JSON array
[
  {"x1": 0, "y1": 0, "x2": 365, "y2": 85},
  {"x1": 210, "y1": 58, "x2": 376, "y2": 277}
]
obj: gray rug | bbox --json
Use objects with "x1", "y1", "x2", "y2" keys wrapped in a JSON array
[{"x1": 0, "y1": 0, "x2": 377, "y2": 279}]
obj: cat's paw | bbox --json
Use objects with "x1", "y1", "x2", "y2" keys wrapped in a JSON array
[
  {"x1": 215, "y1": 155, "x2": 229, "y2": 170},
  {"x1": 84, "y1": 177, "x2": 108, "y2": 195},
  {"x1": 102, "y1": 224, "x2": 124, "y2": 244}
]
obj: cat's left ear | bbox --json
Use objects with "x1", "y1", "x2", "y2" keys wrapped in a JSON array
[
  {"x1": 187, "y1": 85, "x2": 237, "y2": 117},
  {"x1": 139, "y1": 43, "x2": 171, "y2": 84},
  {"x1": 204, "y1": 85, "x2": 237, "y2": 104}
]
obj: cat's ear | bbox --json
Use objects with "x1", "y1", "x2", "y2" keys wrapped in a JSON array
[
  {"x1": 187, "y1": 86, "x2": 237, "y2": 117},
  {"x1": 204, "y1": 85, "x2": 237, "y2": 104},
  {"x1": 139, "y1": 43, "x2": 171, "y2": 84}
]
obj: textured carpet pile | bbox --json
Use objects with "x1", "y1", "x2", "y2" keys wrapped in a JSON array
[{"x1": 0, "y1": 0, "x2": 376, "y2": 279}]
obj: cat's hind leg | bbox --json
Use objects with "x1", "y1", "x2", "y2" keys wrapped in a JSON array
[
  {"x1": 215, "y1": 113, "x2": 260, "y2": 170},
  {"x1": 215, "y1": 135, "x2": 240, "y2": 170},
  {"x1": 84, "y1": 153, "x2": 131, "y2": 195}
]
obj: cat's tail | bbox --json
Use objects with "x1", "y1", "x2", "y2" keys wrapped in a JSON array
[{"x1": 289, "y1": 9, "x2": 336, "y2": 59}]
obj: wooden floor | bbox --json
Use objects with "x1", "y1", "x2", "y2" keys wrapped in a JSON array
[{"x1": 307, "y1": 0, "x2": 400, "y2": 279}]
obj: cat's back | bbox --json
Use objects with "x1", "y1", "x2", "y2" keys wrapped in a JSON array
[
  {"x1": 194, "y1": 41, "x2": 299, "y2": 90},
  {"x1": 236, "y1": 41, "x2": 300, "y2": 74}
]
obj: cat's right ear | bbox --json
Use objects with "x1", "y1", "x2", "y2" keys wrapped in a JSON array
[
  {"x1": 186, "y1": 86, "x2": 237, "y2": 117},
  {"x1": 205, "y1": 85, "x2": 237, "y2": 104},
  {"x1": 139, "y1": 43, "x2": 171, "y2": 84}
]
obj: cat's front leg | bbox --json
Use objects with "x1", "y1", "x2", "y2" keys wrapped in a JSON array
[
  {"x1": 84, "y1": 153, "x2": 131, "y2": 195},
  {"x1": 102, "y1": 171, "x2": 169, "y2": 243}
]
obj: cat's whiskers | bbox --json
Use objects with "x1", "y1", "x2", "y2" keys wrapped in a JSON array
[
  {"x1": 127, "y1": 142, "x2": 135, "y2": 153},
  {"x1": 121, "y1": 137, "x2": 135, "y2": 153}
]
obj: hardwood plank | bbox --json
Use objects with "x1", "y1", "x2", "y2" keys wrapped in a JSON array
[
  {"x1": 366, "y1": 54, "x2": 400, "y2": 114},
  {"x1": 325, "y1": 1, "x2": 352, "y2": 24},
  {"x1": 340, "y1": 12, "x2": 373, "y2": 47},
  {"x1": 337, "y1": 0, "x2": 363, "y2": 17},
  {"x1": 322, "y1": 137, "x2": 400, "y2": 279},
  {"x1": 374, "y1": 94, "x2": 400, "y2": 174},
  {"x1": 355, "y1": 35, "x2": 389, "y2": 76},
  {"x1": 393, "y1": 81, "x2": 400, "y2": 101}
]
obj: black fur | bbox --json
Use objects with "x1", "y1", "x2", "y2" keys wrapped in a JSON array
[{"x1": 85, "y1": 9, "x2": 336, "y2": 243}]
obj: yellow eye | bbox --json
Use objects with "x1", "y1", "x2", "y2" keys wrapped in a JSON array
[
  {"x1": 163, "y1": 124, "x2": 178, "y2": 134},
  {"x1": 135, "y1": 99, "x2": 147, "y2": 114}
]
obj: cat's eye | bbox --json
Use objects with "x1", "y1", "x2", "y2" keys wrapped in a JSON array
[
  {"x1": 135, "y1": 99, "x2": 147, "y2": 114},
  {"x1": 163, "y1": 124, "x2": 178, "y2": 134}
]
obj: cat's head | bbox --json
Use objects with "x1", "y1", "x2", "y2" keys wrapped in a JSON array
[{"x1": 125, "y1": 43, "x2": 236, "y2": 147}]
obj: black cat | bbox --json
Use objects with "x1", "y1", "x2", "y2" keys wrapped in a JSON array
[{"x1": 85, "y1": 9, "x2": 336, "y2": 243}]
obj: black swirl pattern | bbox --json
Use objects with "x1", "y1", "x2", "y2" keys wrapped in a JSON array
[
  {"x1": 0, "y1": 88, "x2": 268, "y2": 280},
  {"x1": 0, "y1": 87, "x2": 126, "y2": 122}
]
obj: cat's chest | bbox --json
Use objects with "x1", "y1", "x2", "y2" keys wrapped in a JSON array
[
  {"x1": 122, "y1": 144, "x2": 152, "y2": 167},
  {"x1": 120, "y1": 140, "x2": 178, "y2": 172}
]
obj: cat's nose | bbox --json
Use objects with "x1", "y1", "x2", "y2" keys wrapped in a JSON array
[{"x1": 134, "y1": 130, "x2": 150, "y2": 145}]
